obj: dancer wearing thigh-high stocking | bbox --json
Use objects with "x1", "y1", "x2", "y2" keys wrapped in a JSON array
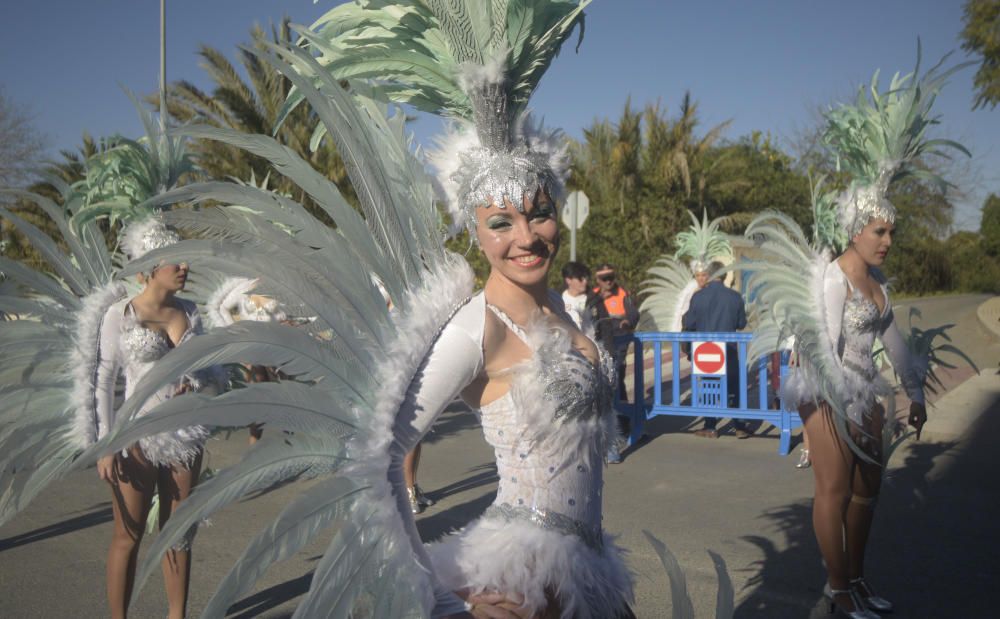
[{"x1": 740, "y1": 53, "x2": 961, "y2": 617}]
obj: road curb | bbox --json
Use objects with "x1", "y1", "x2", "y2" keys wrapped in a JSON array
[
  {"x1": 920, "y1": 367, "x2": 1000, "y2": 442},
  {"x1": 977, "y1": 296, "x2": 1000, "y2": 338}
]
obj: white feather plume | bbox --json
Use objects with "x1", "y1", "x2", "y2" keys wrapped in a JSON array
[{"x1": 69, "y1": 281, "x2": 127, "y2": 449}]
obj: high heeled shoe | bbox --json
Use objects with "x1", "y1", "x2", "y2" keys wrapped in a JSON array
[
  {"x1": 413, "y1": 484, "x2": 435, "y2": 508},
  {"x1": 796, "y1": 447, "x2": 811, "y2": 469},
  {"x1": 823, "y1": 583, "x2": 878, "y2": 619},
  {"x1": 851, "y1": 577, "x2": 892, "y2": 613}
]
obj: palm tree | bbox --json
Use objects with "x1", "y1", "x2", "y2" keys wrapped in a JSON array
[{"x1": 153, "y1": 18, "x2": 356, "y2": 216}]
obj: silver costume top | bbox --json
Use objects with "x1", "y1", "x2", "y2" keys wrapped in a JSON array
[
  {"x1": 781, "y1": 260, "x2": 924, "y2": 423},
  {"x1": 94, "y1": 297, "x2": 212, "y2": 466},
  {"x1": 479, "y1": 302, "x2": 615, "y2": 548},
  {"x1": 388, "y1": 291, "x2": 632, "y2": 619}
]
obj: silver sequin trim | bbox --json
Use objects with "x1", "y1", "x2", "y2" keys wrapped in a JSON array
[{"x1": 484, "y1": 503, "x2": 603, "y2": 550}]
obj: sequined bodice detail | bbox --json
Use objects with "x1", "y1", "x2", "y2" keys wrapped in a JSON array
[
  {"x1": 479, "y1": 305, "x2": 615, "y2": 546},
  {"x1": 121, "y1": 322, "x2": 172, "y2": 363},
  {"x1": 839, "y1": 291, "x2": 887, "y2": 379},
  {"x1": 120, "y1": 303, "x2": 194, "y2": 364}
]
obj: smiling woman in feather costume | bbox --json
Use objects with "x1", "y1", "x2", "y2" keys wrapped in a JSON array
[{"x1": 62, "y1": 1, "x2": 636, "y2": 617}]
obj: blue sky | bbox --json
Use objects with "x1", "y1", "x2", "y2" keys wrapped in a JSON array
[{"x1": 3, "y1": 1, "x2": 997, "y2": 230}]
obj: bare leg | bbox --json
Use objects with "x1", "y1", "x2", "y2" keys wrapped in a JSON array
[
  {"x1": 158, "y1": 451, "x2": 202, "y2": 619},
  {"x1": 800, "y1": 403, "x2": 859, "y2": 612},
  {"x1": 847, "y1": 405, "x2": 884, "y2": 581},
  {"x1": 404, "y1": 442, "x2": 421, "y2": 489},
  {"x1": 106, "y1": 447, "x2": 157, "y2": 619}
]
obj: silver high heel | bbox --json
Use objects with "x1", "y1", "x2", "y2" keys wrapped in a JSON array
[
  {"x1": 823, "y1": 583, "x2": 878, "y2": 619},
  {"x1": 414, "y1": 484, "x2": 435, "y2": 508},
  {"x1": 851, "y1": 577, "x2": 892, "y2": 613},
  {"x1": 796, "y1": 447, "x2": 811, "y2": 469}
]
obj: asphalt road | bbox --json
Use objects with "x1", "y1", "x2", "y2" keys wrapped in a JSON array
[{"x1": 1, "y1": 294, "x2": 996, "y2": 618}]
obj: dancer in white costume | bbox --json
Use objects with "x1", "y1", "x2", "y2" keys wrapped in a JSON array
[
  {"x1": 79, "y1": 2, "x2": 634, "y2": 617},
  {"x1": 90, "y1": 217, "x2": 215, "y2": 619},
  {"x1": 741, "y1": 54, "x2": 969, "y2": 619},
  {"x1": 0, "y1": 90, "x2": 225, "y2": 619},
  {"x1": 640, "y1": 208, "x2": 732, "y2": 333}
]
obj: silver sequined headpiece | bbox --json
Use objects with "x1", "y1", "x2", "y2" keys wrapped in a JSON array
[
  {"x1": 428, "y1": 59, "x2": 569, "y2": 234},
  {"x1": 837, "y1": 165, "x2": 897, "y2": 239},
  {"x1": 121, "y1": 215, "x2": 181, "y2": 262}
]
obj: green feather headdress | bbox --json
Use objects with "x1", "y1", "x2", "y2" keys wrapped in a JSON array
[
  {"x1": 822, "y1": 46, "x2": 971, "y2": 239},
  {"x1": 290, "y1": 0, "x2": 592, "y2": 229},
  {"x1": 809, "y1": 173, "x2": 847, "y2": 253},
  {"x1": 73, "y1": 88, "x2": 194, "y2": 260},
  {"x1": 673, "y1": 209, "x2": 732, "y2": 273}
]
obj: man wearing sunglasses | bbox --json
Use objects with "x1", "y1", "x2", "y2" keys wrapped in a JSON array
[{"x1": 593, "y1": 263, "x2": 640, "y2": 463}]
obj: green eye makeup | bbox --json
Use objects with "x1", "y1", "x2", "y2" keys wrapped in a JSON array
[{"x1": 486, "y1": 215, "x2": 513, "y2": 230}]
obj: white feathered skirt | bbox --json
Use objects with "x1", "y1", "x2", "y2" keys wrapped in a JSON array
[{"x1": 426, "y1": 514, "x2": 633, "y2": 619}]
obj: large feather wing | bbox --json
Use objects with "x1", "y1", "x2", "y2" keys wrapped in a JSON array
[
  {"x1": 639, "y1": 257, "x2": 696, "y2": 332},
  {"x1": 740, "y1": 212, "x2": 869, "y2": 459}
]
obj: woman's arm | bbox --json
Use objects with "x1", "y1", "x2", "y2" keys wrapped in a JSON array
[
  {"x1": 94, "y1": 305, "x2": 123, "y2": 442},
  {"x1": 822, "y1": 262, "x2": 848, "y2": 354},
  {"x1": 878, "y1": 309, "x2": 925, "y2": 406},
  {"x1": 388, "y1": 319, "x2": 485, "y2": 616}
]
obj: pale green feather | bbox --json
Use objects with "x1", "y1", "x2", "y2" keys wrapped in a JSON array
[
  {"x1": 823, "y1": 45, "x2": 972, "y2": 189},
  {"x1": 673, "y1": 209, "x2": 732, "y2": 268}
]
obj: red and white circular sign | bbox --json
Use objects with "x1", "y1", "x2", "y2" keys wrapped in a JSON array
[{"x1": 692, "y1": 341, "x2": 726, "y2": 375}]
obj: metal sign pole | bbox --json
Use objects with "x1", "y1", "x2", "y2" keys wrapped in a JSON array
[{"x1": 570, "y1": 194, "x2": 577, "y2": 261}]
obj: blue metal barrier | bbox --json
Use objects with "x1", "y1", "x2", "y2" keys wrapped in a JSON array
[{"x1": 613, "y1": 332, "x2": 800, "y2": 455}]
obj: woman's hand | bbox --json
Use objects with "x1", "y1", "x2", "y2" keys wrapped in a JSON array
[
  {"x1": 908, "y1": 402, "x2": 927, "y2": 440},
  {"x1": 468, "y1": 591, "x2": 531, "y2": 619},
  {"x1": 448, "y1": 590, "x2": 532, "y2": 619},
  {"x1": 97, "y1": 454, "x2": 116, "y2": 483},
  {"x1": 173, "y1": 381, "x2": 193, "y2": 397}
]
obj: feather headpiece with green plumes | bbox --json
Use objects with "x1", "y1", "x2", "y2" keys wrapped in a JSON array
[
  {"x1": 290, "y1": 0, "x2": 591, "y2": 229},
  {"x1": 809, "y1": 173, "x2": 847, "y2": 253},
  {"x1": 822, "y1": 45, "x2": 972, "y2": 239},
  {"x1": 673, "y1": 208, "x2": 732, "y2": 273},
  {"x1": 74, "y1": 88, "x2": 194, "y2": 260}
]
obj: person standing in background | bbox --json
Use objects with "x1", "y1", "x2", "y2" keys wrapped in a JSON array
[
  {"x1": 682, "y1": 261, "x2": 751, "y2": 439},
  {"x1": 561, "y1": 261, "x2": 605, "y2": 334},
  {"x1": 593, "y1": 263, "x2": 639, "y2": 463}
]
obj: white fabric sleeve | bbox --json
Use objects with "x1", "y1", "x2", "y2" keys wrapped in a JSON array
[
  {"x1": 822, "y1": 263, "x2": 848, "y2": 354},
  {"x1": 94, "y1": 305, "x2": 123, "y2": 441},
  {"x1": 879, "y1": 309, "x2": 925, "y2": 405},
  {"x1": 388, "y1": 316, "x2": 484, "y2": 616}
]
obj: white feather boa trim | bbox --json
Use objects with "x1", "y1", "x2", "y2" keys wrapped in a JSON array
[
  {"x1": 342, "y1": 255, "x2": 476, "y2": 615},
  {"x1": 205, "y1": 277, "x2": 288, "y2": 329},
  {"x1": 69, "y1": 281, "x2": 127, "y2": 449},
  {"x1": 427, "y1": 518, "x2": 633, "y2": 619}
]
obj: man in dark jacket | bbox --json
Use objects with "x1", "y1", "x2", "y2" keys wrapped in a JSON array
[{"x1": 682, "y1": 262, "x2": 750, "y2": 438}]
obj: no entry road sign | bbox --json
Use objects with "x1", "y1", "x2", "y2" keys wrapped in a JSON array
[{"x1": 692, "y1": 341, "x2": 726, "y2": 375}]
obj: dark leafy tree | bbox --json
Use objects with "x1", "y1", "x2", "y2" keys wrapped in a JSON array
[{"x1": 962, "y1": 0, "x2": 1000, "y2": 109}]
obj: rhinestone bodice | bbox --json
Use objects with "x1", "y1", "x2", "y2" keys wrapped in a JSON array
[{"x1": 478, "y1": 304, "x2": 615, "y2": 544}]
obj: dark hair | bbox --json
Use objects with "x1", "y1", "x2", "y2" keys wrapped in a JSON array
[
  {"x1": 562, "y1": 261, "x2": 591, "y2": 280},
  {"x1": 594, "y1": 262, "x2": 615, "y2": 273},
  {"x1": 709, "y1": 260, "x2": 727, "y2": 279}
]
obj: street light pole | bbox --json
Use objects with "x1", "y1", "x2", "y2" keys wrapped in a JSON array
[{"x1": 159, "y1": 0, "x2": 167, "y2": 138}]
